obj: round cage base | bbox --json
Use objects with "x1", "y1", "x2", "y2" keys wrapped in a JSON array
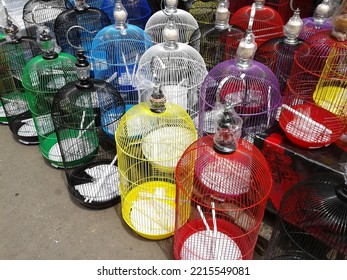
[
  {"x1": 174, "y1": 218, "x2": 252, "y2": 260},
  {"x1": 122, "y1": 181, "x2": 176, "y2": 240},
  {"x1": 10, "y1": 113, "x2": 39, "y2": 145},
  {"x1": 68, "y1": 159, "x2": 121, "y2": 209},
  {"x1": 41, "y1": 130, "x2": 98, "y2": 169},
  {"x1": 279, "y1": 104, "x2": 345, "y2": 149}
]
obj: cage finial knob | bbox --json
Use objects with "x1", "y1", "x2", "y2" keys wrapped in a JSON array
[
  {"x1": 74, "y1": 0, "x2": 89, "y2": 11},
  {"x1": 163, "y1": 17, "x2": 179, "y2": 49},
  {"x1": 75, "y1": 49, "x2": 93, "y2": 89},
  {"x1": 331, "y1": 0, "x2": 347, "y2": 41},
  {"x1": 284, "y1": 9, "x2": 303, "y2": 44},
  {"x1": 215, "y1": 0, "x2": 230, "y2": 30},
  {"x1": 254, "y1": 0, "x2": 265, "y2": 9},
  {"x1": 38, "y1": 26, "x2": 58, "y2": 59},
  {"x1": 149, "y1": 81, "x2": 166, "y2": 113},
  {"x1": 213, "y1": 103, "x2": 243, "y2": 154},
  {"x1": 314, "y1": 0, "x2": 331, "y2": 25},
  {"x1": 236, "y1": 30, "x2": 257, "y2": 69},
  {"x1": 114, "y1": 0, "x2": 128, "y2": 31},
  {"x1": 4, "y1": 19, "x2": 20, "y2": 42},
  {"x1": 164, "y1": 0, "x2": 178, "y2": 15}
]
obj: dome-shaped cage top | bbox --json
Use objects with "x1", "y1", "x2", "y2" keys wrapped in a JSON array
[
  {"x1": 145, "y1": 0, "x2": 200, "y2": 50},
  {"x1": 66, "y1": 0, "x2": 152, "y2": 28},
  {"x1": 198, "y1": 56, "x2": 282, "y2": 140},
  {"x1": 229, "y1": 0, "x2": 284, "y2": 46},
  {"x1": 186, "y1": 0, "x2": 219, "y2": 26},
  {"x1": 54, "y1": 3, "x2": 111, "y2": 58},
  {"x1": 176, "y1": 136, "x2": 272, "y2": 207},
  {"x1": 278, "y1": 172, "x2": 347, "y2": 258},
  {"x1": 23, "y1": 0, "x2": 67, "y2": 39}
]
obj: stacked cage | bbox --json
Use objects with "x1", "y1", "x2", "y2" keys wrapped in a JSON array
[
  {"x1": 199, "y1": 17, "x2": 282, "y2": 142},
  {"x1": 254, "y1": 8, "x2": 306, "y2": 94},
  {"x1": 199, "y1": 0, "x2": 245, "y2": 71},
  {"x1": 137, "y1": 18, "x2": 208, "y2": 124},
  {"x1": 23, "y1": 0, "x2": 66, "y2": 40},
  {"x1": 0, "y1": 16, "x2": 42, "y2": 144},
  {"x1": 51, "y1": 49, "x2": 125, "y2": 208},
  {"x1": 174, "y1": 104, "x2": 272, "y2": 260},
  {"x1": 54, "y1": 0, "x2": 111, "y2": 61},
  {"x1": 115, "y1": 78, "x2": 197, "y2": 240},
  {"x1": 279, "y1": 2, "x2": 347, "y2": 149},
  {"x1": 229, "y1": 0, "x2": 284, "y2": 47},
  {"x1": 265, "y1": 172, "x2": 347, "y2": 260},
  {"x1": 90, "y1": 0, "x2": 153, "y2": 108},
  {"x1": 22, "y1": 27, "x2": 78, "y2": 167},
  {"x1": 145, "y1": 0, "x2": 201, "y2": 51}
]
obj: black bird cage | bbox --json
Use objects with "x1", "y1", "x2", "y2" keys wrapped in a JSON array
[
  {"x1": 22, "y1": 26, "x2": 78, "y2": 168},
  {"x1": 54, "y1": 0, "x2": 111, "y2": 64},
  {"x1": 51, "y1": 49, "x2": 125, "y2": 208},
  {"x1": 23, "y1": 0, "x2": 66, "y2": 40},
  {"x1": 265, "y1": 172, "x2": 347, "y2": 260},
  {"x1": 0, "y1": 14, "x2": 42, "y2": 144},
  {"x1": 199, "y1": 0, "x2": 245, "y2": 71}
]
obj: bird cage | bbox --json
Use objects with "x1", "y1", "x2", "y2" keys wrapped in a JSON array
[
  {"x1": 254, "y1": 7, "x2": 306, "y2": 94},
  {"x1": 265, "y1": 172, "x2": 347, "y2": 260},
  {"x1": 22, "y1": 27, "x2": 78, "y2": 167},
  {"x1": 51, "y1": 50, "x2": 125, "y2": 208},
  {"x1": 229, "y1": 0, "x2": 284, "y2": 47},
  {"x1": 185, "y1": 0, "x2": 218, "y2": 27},
  {"x1": 279, "y1": 72, "x2": 346, "y2": 149},
  {"x1": 23, "y1": 0, "x2": 66, "y2": 40},
  {"x1": 54, "y1": 0, "x2": 111, "y2": 61},
  {"x1": 66, "y1": 0, "x2": 152, "y2": 29},
  {"x1": 91, "y1": 0, "x2": 153, "y2": 108},
  {"x1": 2, "y1": 0, "x2": 28, "y2": 33},
  {"x1": 199, "y1": 0, "x2": 245, "y2": 71},
  {"x1": 0, "y1": 13, "x2": 42, "y2": 144},
  {"x1": 174, "y1": 104, "x2": 272, "y2": 260},
  {"x1": 198, "y1": 23, "x2": 282, "y2": 142},
  {"x1": 144, "y1": 0, "x2": 201, "y2": 51},
  {"x1": 115, "y1": 80, "x2": 197, "y2": 240},
  {"x1": 298, "y1": 0, "x2": 333, "y2": 41},
  {"x1": 137, "y1": 18, "x2": 208, "y2": 122}
]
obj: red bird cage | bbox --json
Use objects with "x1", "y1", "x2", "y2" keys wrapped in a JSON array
[
  {"x1": 174, "y1": 104, "x2": 272, "y2": 260},
  {"x1": 265, "y1": 172, "x2": 347, "y2": 260},
  {"x1": 279, "y1": 72, "x2": 346, "y2": 149},
  {"x1": 229, "y1": 0, "x2": 284, "y2": 46}
]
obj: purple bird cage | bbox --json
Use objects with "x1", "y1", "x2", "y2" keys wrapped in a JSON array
[{"x1": 198, "y1": 11, "x2": 282, "y2": 142}]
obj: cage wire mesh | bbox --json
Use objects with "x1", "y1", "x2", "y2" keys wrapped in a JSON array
[
  {"x1": 265, "y1": 172, "x2": 347, "y2": 260},
  {"x1": 115, "y1": 83, "x2": 197, "y2": 240},
  {"x1": 174, "y1": 108, "x2": 272, "y2": 259},
  {"x1": 298, "y1": 0, "x2": 333, "y2": 41},
  {"x1": 137, "y1": 18, "x2": 207, "y2": 123},
  {"x1": 23, "y1": 0, "x2": 67, "y2": 41},
  {"x1": 22, "y1": 27, "x2": 78, "y2": 167},
  {"x1": 279, "y1": 72, "x2": 346, "y2": 149},
  {"x1": 198, "y1": 22, "x2": 282, "y2": 142},
  {"x1": 54, "y1": 0, "x2": 111, "y2": 62},
  {"x1": 145, "y1": 0, "x2": 200, "y2": 51},
  {"x1": 184, "y1": 0, "x2": 218, "y2": 27},
  {"x1": 199, "y1": 0, "x2": 245, "y2": 71},
  {"x1": 90, "y1": 0, "x2": 153, "y2": 107},
  {"x1": 51, "y1": 49, "x2": 125, "y2": 208},
  {"x1": 66, "y1": 0, "x2": 152, "y2": 29},
  {"x1": 0, "y1": 18, "x2": 42, "y2": 144},
  {"x1": 254, "y1": 8, "x2": 307, "y2": 94},
  {"x1": 229, "y1": 0, "x2": 284, "y2": 47}
]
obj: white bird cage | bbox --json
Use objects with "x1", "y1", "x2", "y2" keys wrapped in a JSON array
[
  {"x1": 136, "y1": 17, "x2": 208, "y2": 122},
  {"x1": 145, "y1": 0, "x2": 201, "y2": 51}
]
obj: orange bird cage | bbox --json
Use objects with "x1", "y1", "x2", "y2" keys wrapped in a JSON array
[
  {"x1": 229, "y1": 0, "x2": 284, "y2": 46},
  {"x1": 174, "y1": 104, "x2": 272, "y2": 260}
]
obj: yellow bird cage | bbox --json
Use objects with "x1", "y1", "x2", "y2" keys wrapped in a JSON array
[{"x1": 115, "y1": 81, "x2": 197, "y2": 240}]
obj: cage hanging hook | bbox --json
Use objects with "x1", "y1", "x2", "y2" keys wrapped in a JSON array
[
  {"x1": 247, "y1": 2, "x2": 257, "y2": 32},
  {"x1": 150, "y1": 55, "x2": 166, "y2": 82}
]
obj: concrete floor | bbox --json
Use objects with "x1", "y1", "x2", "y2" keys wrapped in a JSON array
[{"x1": 0, "y1": 124, "x2": 269, "y2": 260}]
